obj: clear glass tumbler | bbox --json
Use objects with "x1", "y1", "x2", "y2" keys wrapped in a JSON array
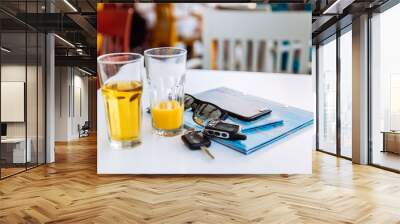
[
  {"x1": 144, "y1": 47, "x2": 187, "y2": 136},
  {"x1": 97, "y1": 53, "x2": 143, "y2": 148}
]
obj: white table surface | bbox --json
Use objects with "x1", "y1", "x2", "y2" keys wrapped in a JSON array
[
  {"x1": 1, "y1": 137, "x2": 27, "y2": 143},
  {"x1": 1, "y1": 137, "x2": 32, "y2": 163},
  {"x1": 97, "y1": 69, "x2": 314, "y2": 174}
]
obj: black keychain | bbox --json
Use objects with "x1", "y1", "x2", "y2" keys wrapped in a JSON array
[{"x1": 181, "y1": 131, "x2": 215, "y2": 159}]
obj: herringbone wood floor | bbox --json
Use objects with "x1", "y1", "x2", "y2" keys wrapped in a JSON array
[{"x1": 1, "y1": 135, "x2": 400, "y2": 224}]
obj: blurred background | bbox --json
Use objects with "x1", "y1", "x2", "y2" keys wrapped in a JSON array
[{"x1": 97, "y1": 3, "x2": 312, "y2": 74}]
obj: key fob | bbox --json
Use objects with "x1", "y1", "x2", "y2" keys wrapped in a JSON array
[
  {"x1": 181, "y1": 131, "x2": 211, "y2": 150},
  {"x1": 203, "y1": 120, "x2": 247, "y2": 141}
]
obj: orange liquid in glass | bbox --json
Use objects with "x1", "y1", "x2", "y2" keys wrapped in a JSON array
[{"x1": 151, "y1": 100, "x2": 184, "y2": 130}]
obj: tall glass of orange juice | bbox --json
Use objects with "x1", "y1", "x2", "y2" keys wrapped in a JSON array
[
  {"x1": 144, "y1": 47, "x2": 187, "y2": 136},
  {"x1": 97, "y1": 53, "x2": 143, "y2": 148}
]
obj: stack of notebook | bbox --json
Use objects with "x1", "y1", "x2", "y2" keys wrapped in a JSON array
[{"x1": 184, "y1": 87, "x2": 314, "y2": 155}]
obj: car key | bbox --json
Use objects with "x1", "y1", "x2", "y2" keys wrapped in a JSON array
[
  {"x1": 181, "y1": 131, "x2": 215, "y2": 159},
  {"x1": 203, "y1": 120, "x2": 247, "y2": 141}
]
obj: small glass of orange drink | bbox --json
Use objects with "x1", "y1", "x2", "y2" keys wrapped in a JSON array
[{"x1": 144, "y1": 47, "x2": 187, "y2": 136}]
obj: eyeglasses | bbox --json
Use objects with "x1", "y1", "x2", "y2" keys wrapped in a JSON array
[{"x1": 184, "y1": 94, "x2": 228, "y2": 126}]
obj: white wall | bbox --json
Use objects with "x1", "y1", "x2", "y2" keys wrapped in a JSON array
[
  {"x1": 1, "y1": 65, "x2": 26, "y2": 139},
  {"x1": 55, "y1": 67, "x2": 69, "y2": 141},
  {"x1": 71, "y1": 73, "x2": 89, "y2": 138},
  {"x1": 1, "y1": 65, "x2": 39, "y2": 138},
  {"x1": 1, "y1": 64, "x2": 46, "y2": 164},
  {"x1": 54, "y1": 67, "x2": 89, "y2": 141}
]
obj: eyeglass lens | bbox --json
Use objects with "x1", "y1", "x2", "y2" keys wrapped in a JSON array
[
  {"x1": 193, "y1": 103, "x2": 223, "y2": 125},
  {"x1": 184, "y1": 94, "x2": 195, "y2": 110}
]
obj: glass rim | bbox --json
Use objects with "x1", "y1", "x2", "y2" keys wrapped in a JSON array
[
  {"x1": 144, "y1": 47, "x2": 187, "y2": 58},
  {"x1": 97, "y1": 52, "x2": 143, "y2": 65}
]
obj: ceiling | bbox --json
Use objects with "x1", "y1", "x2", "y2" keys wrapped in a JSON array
[
  {"x1": 2, "y1": 0, "x2": 394, "y2": 73},
  {"x1": 0, "y1": 0, "x2": 96, "y2": 74},
  {"x1": 311, "y1": 0, "x2": 391, "y2": 44},
  {"x1": 0, "y1": 0, "x2": 96, "y2": 14}
]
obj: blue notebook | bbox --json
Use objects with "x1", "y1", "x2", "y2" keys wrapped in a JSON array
[{"x1": 184, "y1": 87, "x2": 314, "y2": 155}]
